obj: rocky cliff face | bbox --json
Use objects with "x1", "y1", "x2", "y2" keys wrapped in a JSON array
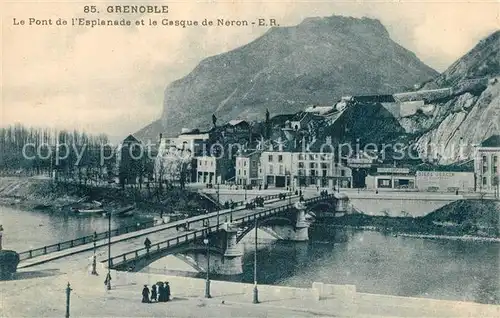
[
  {"x1": 138, "y1": 15, "x2": 437, "y2": 138},
  {"x1": 405, "y1": 31, "x2": 500, "y2": 164}
]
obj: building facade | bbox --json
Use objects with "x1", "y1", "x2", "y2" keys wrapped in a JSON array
[
  {"x1": 259, "y1": 151, "x2": 352, "y2": 188},
  {"x1": 475, "y1": 135, "x2": 500, "y2": 193},
  {"x1": 235, "y1": 151, "x2": 260, "y2": 185},
  {"x1": 416, "y1": 171, "x2": 475, "y2": 192},
  {"x1": 196, "y1": 156, "x2": 219, "y2": 184},
  {"x1": 365, "y1": 167, "x2": 416, "y2": 190}
]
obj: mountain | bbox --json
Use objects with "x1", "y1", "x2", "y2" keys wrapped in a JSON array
[
  {"x1": 404, "y1": 30, "x2": 500, "y2": 164},
  {"x1": 422, "y1": 31, "x2": 500, "y2": 89},
  {"x1": 137, "y1": 15, "x2": 437, "y2": 139}
]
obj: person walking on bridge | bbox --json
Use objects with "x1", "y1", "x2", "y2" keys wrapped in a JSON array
[{"x1": 144, "y1": 237, "x2": 152, "y2": 254}]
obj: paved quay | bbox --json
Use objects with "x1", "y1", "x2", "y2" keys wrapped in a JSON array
[{"x1": 2, "y1": 268, "x2": 498, "y2": 318}]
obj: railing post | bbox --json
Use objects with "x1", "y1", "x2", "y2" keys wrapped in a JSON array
[
  {"x1": 57, "y1": 243, "x2": 61, "y2": 251},
  {"x1": 43, "y1": 246, "x2": 47, "y2": 254},
  {"x1": 29, "y1": 250, "x2": 32, "y2": 258},
  {"x1": 70, "y1": 240, "x2": 74, "y2": 248}
]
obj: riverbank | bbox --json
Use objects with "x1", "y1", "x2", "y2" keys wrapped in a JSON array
[
  {"x1": 328, "y1": 199, "x2": 500, "y2": 239},
  {"x1": 0, "y1": 177, "x2": 215, "y2": 218}
]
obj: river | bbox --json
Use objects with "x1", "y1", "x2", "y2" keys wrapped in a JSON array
[{"x1": 1, "y1": 206, "x2": 498, "y2": 304}]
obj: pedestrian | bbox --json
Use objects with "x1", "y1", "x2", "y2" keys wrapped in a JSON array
[
  {"x1": 104, "y1": 272, "x2": 111, "y2": 289},
  {"x1": 142, "y1": 285, "x2": 150, "y2": 303},
  {"x1": 165, "y1": 282, "x2": 171, "y2": 301},
  {"x1": 151, "y1": 284, "x2": 157, "y2": 302},
  {"x1": 157, "y1": 282, "x2": 164, "y2": 302},
  {"x1": 144, "y1": 237, "x2": 151, "y2": 253}
]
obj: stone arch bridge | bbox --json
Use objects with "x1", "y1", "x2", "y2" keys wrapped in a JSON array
[{"x1": 109, "y1": 194, "x2": 347, "y2": 275}]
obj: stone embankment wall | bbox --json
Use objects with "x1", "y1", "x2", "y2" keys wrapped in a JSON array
[{"x1": 111, "y1": 270, "x2": 499, "y2": 317}]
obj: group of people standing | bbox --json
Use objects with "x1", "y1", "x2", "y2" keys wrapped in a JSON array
[{"x1": 142, "y1": 282, "x2": 171, "y2": 303}]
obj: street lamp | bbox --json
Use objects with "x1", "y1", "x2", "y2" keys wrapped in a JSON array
[
  {"x1": 91, "y1": 231, "x2": 98, "y2": 275},
  {"x1": 253, "y1": 217, "x2": 259, "y2": 304},
  {"x1": 244, "y1": 184, "x2": 247, "y2": 201},
  {"x1": 106, "y1": 211, "x2": 112, "y2": 290},
  {"x1": 216, "y1": 183, "x2": 220, "y2": 228},
  {"x1": 203, "y1": 238, "x2": 211, "y2": 298}
]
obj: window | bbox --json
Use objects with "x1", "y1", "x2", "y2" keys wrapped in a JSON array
[
  {"x1": 244, "y1": 161, "x2": 247, "y2": 166},
  {"x1": 268, "y1": 155, "x2": 273, "y2": 162},
  {"x1": 341, "y1": 170, "x2": 346, "y2": 177},
  {"x1": 309, "y1": 162, "x2": 316, "y2": 169},
  {"x1": 211, "y1": 161, "x2": 213, "y2": 167},
  {"x1": 322, "y1": 169, "x2": 328, "y2": 177},
  {"x1": 205, "y1": 160, "x2": 207, "y2": 166},
  {"x1": 321, "y1": 163, "x2": 328, "y2": 169},
  {"x1": 482, "y1": 155, "x2": 488, "y2": 173},
  {"x1": 279, "y1": 165, "x2": 283, "y2": 175},
  {"x1": 311, "y1": 169, "x2": 316, "y2": 176},
  {"x1": 299, "y1": 154, "x2": 304, "y2": 160},
  {"x1": 493, "y1": 156, "x2": 498, "y2": 173},
  {"x1": 483, "y1": 177, "x2": 488, "y2": 185},
  {"x1": 298, "y1": 162, "x2": 304, "y2": 168},
  {"x1": 269, "y1": 165, "x2": 274, "y2": 174},
  {"x1": 198, "y1": 161, "x2": 201, "y2": 166},
  {"x1": 278, "y1": 155, "x2": 283, "y2": 162},
  {"x1": 238, "y1": 169, "x2": 241, "y2": 175},
  {"x1": 244, "y1": 170, "x2": 246, "y2": 176}
]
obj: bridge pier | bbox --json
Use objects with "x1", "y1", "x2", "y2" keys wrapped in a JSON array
[
  {"x1": 220, "y1": 222, "x2": 243, "y2": 275},
  {"x1": 263, "y1": 202, "x2": 310, "y2": 241}
]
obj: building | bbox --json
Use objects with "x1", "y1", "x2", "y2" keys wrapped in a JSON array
[
  {"x1": 259, "y1": 150, "x2": 352, "y2": 189},
  {"x1": 365, "y1": 167, "x2": 416, "y2": 190},
  {"x1": 196, "y1": 156, "x2": 219, "y2": 184},
  {"x1": 235, "y1": 150, "x2": 260, "y2": 185},
  {"x1": 165, "y1": 130, "x2": 211, "y2": 157},
  {"x1": 118, "y1": 134, "x2": 143, "y2": 185},
  {"x1": 475, "y1": 135, "x2": 500, "y2": 193},
  {"x1": 415, "y1": 170, "x2": 475, "y2": 192}
]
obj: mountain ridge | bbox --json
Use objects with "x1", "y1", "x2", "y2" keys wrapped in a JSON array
[{"x1": 137, "y1": 15, "x2": 438, "y2": 139}]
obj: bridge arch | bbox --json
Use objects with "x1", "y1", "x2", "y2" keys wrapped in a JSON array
[{"x1": 112, "y1": 243, "x2": 225, "y2": 273}]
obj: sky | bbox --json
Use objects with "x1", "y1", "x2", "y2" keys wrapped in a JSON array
[{"x1": 1, "y1": 0, "x2": 499, "y2": 142}]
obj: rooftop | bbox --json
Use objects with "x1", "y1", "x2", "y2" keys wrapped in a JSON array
[{"x1": 480, "y1": 135, "x2": 500, "y2": 147}]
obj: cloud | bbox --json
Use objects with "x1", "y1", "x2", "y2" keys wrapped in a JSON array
[{"x1": 1, "y1": 0, "x2": 498, "y2": 139}]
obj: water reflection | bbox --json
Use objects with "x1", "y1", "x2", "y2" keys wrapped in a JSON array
[{"x1": 0, "y1": 206, "x2": 151, "y2": 252}]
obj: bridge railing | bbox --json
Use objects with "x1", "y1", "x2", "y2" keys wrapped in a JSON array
[
  {"x1": 17, "y1": 220, "x2": 155, "y2": 261},
  {"x1": 107, "y1": 194, "x2": 332, "y2": 268},
  {"x1": 216, "y1": 192, "x2": 292, "y2": 208},
  {"x1": 18, "y1": 192, "x2": 292, "y2": 262}
]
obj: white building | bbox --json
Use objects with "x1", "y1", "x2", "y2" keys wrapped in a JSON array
[
  {"x1": 196, "y1": 156, "x2": 219, "y2": 184},
  {"x1": 365, "y1": 167, "x2": 416, "y2": 190},
  {"x1": 475, "y1": 135, "x2": 500, "y2": 193},
  {"x1": 259, "y1": 151, "x2": 352, "y2": 189},
  {"x1": 165, "y1": 131, "x2": 210, "y2": 156}
]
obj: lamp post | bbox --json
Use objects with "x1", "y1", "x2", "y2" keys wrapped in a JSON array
[
  {"x1": 106, "y1": 211, "x2": 111, "y2": 290},
  {"x1": 216, "y1": 182, "x2": 220, "y2": 228},
  {"x1": 253, "y1": 217, "x2": 259, "y2": 304},
  {"x1": 91, "y1": 231, "x2": 98, "y2": 275},
  {"x1": 65, "y1": 282, "x2": 72, "y2": 318},
  {"x1": 244, "y1": 184, "x2": 247, "y2": 201},
  {"x1": 203, "y1": 238, "x2": 211, "y2": 298}
]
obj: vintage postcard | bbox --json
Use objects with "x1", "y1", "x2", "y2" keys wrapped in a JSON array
[{"x1": 0, "y1": 0, "x2": 499, "y2": 317}]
